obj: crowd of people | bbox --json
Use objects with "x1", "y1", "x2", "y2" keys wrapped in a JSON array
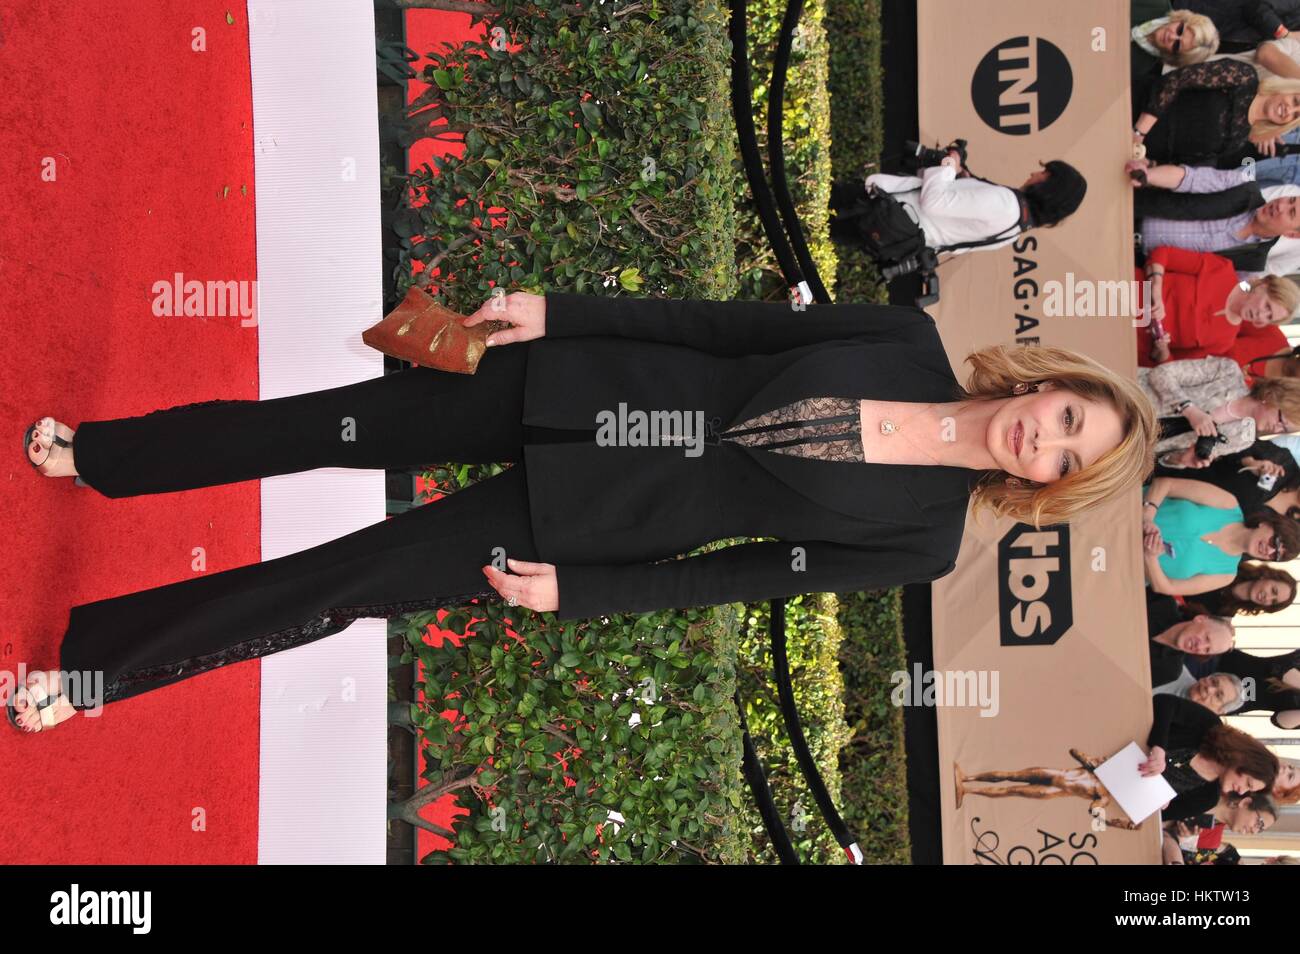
[{"x1": 1129, "y1": 0, "x2": 1300, "y2": 864}]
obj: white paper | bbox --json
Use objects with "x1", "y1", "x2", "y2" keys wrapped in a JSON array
[{"x1": 1094, "y1": 741, "x2": 1178, "y2": 825}]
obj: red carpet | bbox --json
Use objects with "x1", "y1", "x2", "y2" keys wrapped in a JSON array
[{"x1": 0, "y1": 1, "x2": 259, "y2": 862}]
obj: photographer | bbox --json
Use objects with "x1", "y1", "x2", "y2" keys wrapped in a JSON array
[{"x1": 840, "y1": 143, "x2": 1086, "y2": 257}]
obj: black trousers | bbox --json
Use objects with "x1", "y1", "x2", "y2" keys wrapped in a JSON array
[{"x1": 61, "y1": 345, "x2": 547, "y2": 709}]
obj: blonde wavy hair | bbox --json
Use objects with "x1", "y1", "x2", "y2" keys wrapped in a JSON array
[
  {"x1": 1252, "y1": 76, "x2": 1300, "y2": 141},
  {"x1": 1146, "y1": 11, "x2": 1219, "y2": 67},
  {"x1": 959, "y1": 345, "x2": 1159, "y2": 528},
  {"x1": 1251, "y1": 374, "x2": 1300, "y2": 425},
  {"x1": 1250, "y1": 274, "x2": 1300, "y2": 320}
]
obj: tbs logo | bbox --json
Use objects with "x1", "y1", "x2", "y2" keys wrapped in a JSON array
[{"x1": 998, "y1": 523, "x2": 1072, "y2": 646}]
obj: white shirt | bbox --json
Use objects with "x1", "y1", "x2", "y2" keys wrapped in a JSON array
[
  {"x1": 864, "y1": 162, "x2": 1023, "y2": 255},
  {"x1": 1210, "y1": 37, "x2": 1300, "y2": 79}
]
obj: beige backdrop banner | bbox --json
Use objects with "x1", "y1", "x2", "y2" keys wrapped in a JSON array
[{"x1": 917, "y1": 0, "x2": 1161, "y2": 864}]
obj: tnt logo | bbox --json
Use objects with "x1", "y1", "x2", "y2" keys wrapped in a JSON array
[
  {"x1": 997, "y1": 523, "x2": 1073, "y2": 646},
  {"x1": 971, "y1": 36, "x2": 1073, "y2": 135}
]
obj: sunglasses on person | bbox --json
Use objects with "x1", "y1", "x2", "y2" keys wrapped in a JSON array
[
  {"x1": 1265, "y1": 532, "x2": 1283, "y2": 561},
  {"x1": 1172, "y1": 21, "x2": 1187, "y2": 54}
]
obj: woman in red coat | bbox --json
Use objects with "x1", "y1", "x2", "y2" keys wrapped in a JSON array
[{"x1": 1136, "y1": 247, "x2": 1299, "y2": 368}]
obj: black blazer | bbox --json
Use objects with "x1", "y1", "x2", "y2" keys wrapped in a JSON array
[{"x1": 516, "y1": 292, "x2": 975, "y2": 621}]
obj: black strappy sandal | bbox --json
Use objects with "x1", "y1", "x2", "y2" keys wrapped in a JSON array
[
  {"x1": 7, "y1": 673, "x2": 71, "y2": 734},
  {"x1": 23, "y1": 417, "x2": 87, "y2": 486}
]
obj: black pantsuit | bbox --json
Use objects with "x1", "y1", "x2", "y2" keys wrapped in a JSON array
[
  {"x1": 56, "y1": 292, "x2": 975, "y2": 709},
  {"x1": 63, "y1": 344, "x2": 538, "y2": 709}
]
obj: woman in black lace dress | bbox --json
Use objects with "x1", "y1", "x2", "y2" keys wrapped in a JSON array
[
  {"x1": 11, "y1": 291, "x2": 1158, "y2": 732},
  {"x1": 1140, "y1": 693, "x2": 1280, "y2": 821},
  {"x1": 1133, "y1": 58, "x2": 1300, "y2": 166}
]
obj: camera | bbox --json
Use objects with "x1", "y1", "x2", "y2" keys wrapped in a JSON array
[
  {"x1": 1259, "y1": 471, "x2": 1279, "y2": 491},
  {"x1": 881, "y1": 247, "x2": 942, "y2": 308},
  {"x1": 1194, "y1": 429, "x2": 1224, "y2": 460},
  {"x1": 906, "y1": 138, "x2": 968, "y2": 170},
  {"x1": 881, "y1": 246, "x2": 940, "y2": 281}
]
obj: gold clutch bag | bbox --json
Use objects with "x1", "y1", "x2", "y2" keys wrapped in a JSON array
[{"x1": 362, "y1": 286, "x2": 510, "y2": 373}]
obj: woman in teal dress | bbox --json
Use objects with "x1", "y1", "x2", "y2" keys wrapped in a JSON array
[{"x1": 1143, "y1": 475, "x2": 1300, "y2": 596}]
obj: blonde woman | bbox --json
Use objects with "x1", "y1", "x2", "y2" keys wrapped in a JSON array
[
  {"x1": 1136, "y1": 248, "x2": 1300, "y2": 367},
  {"x1": 1134, "y1": 9, "x2": 1220, "y2": 66},
  {"x1": 1133, "y1": 59, "x2": 1300, "y2": 166},
  {"x1": 1138, "y1": 354, "x2": 1300, "y2": 468},
  {"x1": 1218, "y1": 32, "x2": 1300, "y2": 186},
  {"x1": 12, "y1": 292, "x2": 1158, "y2": 732},
  {"x1": 1133, "y1": 6, "x2": 1221, "y2": 115}
]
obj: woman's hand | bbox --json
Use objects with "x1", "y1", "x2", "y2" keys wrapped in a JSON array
[
  {"x1": 481, "y1": 558, "x2": 559, "y2": 613},
  {"x1": 1127, "y1": 158, "x2": 1152, "y2": 187},
  {"x1": 462, "y1": 291, "x2": 547, "y2": 346},
  {"x1": 1183, "y1": 404, "x2": 1218, "y2": 437},
  {"x1": 1174, "y1": 820, "x2": 1199, "y2": 839},
  {"x1": 1139, "y1": 745, "x2": 1167, "y2": 777},
  {"x1": 1146, "y1": 285, "x2": 1166, "y2": 325},
  {"x1": 1149, "y1": 336, "x2": 1171, "y2": 363},
  {"x1": 1251, "y1": 133, "x2": 1285, "y2": 158},
  {"x1": 1143, "y1": 517, "x2": 1165, "y2": 554},
  {"x1": 1242, "y1": 456, "x2": 1286, "y2": 479}
]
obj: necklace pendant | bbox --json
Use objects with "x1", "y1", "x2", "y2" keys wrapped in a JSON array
[{"x1": 880, "y1": 420, "x2": 898, "y2": 435}]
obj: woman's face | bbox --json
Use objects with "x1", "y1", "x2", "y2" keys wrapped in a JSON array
[
  {"x1": 1273, "y1": 762, "x2": 1299, "y2": 796},
  {"x1": 986, "y1": 383, "x2": 1124, "y2": 485},
  {"x1": 1247, "y1": 523, "x2": 1284, "y2": 561},
  {"x1": 1247, "y1": 577, "x2": 1293, "y2": 607},
  {"x1": 1261, "y1": 92, "x2": 1300, "y2": 126},
  {"x1": 1221, "y1": 768, "x2": 1267, "y2": 796},
  {"x1": 1188, "y1": 673, "x2": 1238, "y2": 712},
  {"x1": 1153, "y1": 21, "x2": 1187, "y2": 54},
  {"x1": 1251, "y1": 399, "x2": 1293, "y2": 436},
  {"x1": 1229, "y1": 800, "x2": 1274, "y2": 835},
  {"x1": 1237, "y1": 284, "x2": 1291, "y2": 328}
]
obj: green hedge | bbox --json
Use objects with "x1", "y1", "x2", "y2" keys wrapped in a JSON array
[
  {"x1": 825, "y1": 0, "x2": 888, "y2": 302},
  {"x1": 394, "y1": 593, "x2": 748, "y2": 864},
  {"x1": 393, "y1": 0, "x2": 740, "y2": 308},
  {"x1": 836, "y1": 588, "x2": 912, "y2": 863},
  {"x1": 729, "y1": 0, "x2": 839, "y2": 302},
  {"x1": 734, "y1": 592, "x2": 852, "y2": 864}
]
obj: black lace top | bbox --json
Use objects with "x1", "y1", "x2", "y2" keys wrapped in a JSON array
[
  {"x1": 716, "y1": 396, "x2": 864, "y2": 462},
  {"x1": 1163, "y1": 746, "x2": 1210, "y2": 795},
  {"x1": 1142, "y1": 59, "x2": 1260, "y2": 166},
  {"x1": 525, "y1": 397, "x2": 867, "y2": 461}
]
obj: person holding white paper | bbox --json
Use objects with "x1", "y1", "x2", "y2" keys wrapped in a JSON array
[{"x1": 1139, "y1": 693, "x2": 1280, "y2": 821}]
